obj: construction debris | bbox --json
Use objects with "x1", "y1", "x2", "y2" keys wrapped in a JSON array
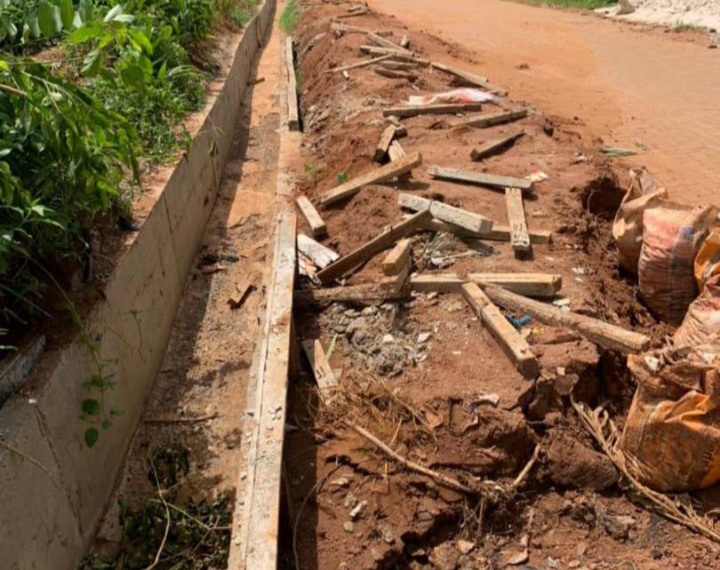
[
  {"x1": 453, "y1": 108, "x2": 528, "y2": 129},
  {"x1": 505, "y1": 187, "x2": 532, "y2": 254},
  {"x1": 430, "y1": 61, "x2": 507, "y2": 95},
  {"x1": 296, "y1": 195, "x2": 327, "y2": 238},
  {"x1": 398, "y1": 192, "x2": 493, "y2": 233},
  {"x1": 297, "y1": 234, "x2": 339, "y2": 269},
  {"x1": 302, "y1": 339, "x2": 338, "y2": 399},
  {"x1": 428, "y1": 165, "x2": 534, "y2": 192},
  {"x1": 382, "y1": 238, "x2": 412, "y2": 276},
  {"x1": 471, "y1": 130, "x2": 525, "y2": 161},
  {"x1": 382, "y1": 102, "x2": 485, "y2": 118}
]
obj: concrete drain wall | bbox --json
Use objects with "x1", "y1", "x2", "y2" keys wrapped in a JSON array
[{"x1": 0, "y1": 2, "x2": 275, "y2": 568}]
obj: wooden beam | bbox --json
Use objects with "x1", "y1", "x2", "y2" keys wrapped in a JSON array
[
  {"x1": 462, "y1": 283, "x2": 539, "y2": 378},
  {"x1": 297, "y1": 234, "x2": 338, "y2": 269},
  {"x1": 296, "y1": 195, "x2": 327, "y2": 238},
  {"x1": 453, "y1": 109, "x2": 528, "y2": 129},
  {"x1": 388, "y1": 140, "x2": 406, "y2": 162},
  {"x1": 236, "y1": 210, "x2": 296, "y2": 569},
  {"x1": 320, "y1": 152, "x2": 422, "y2": 206},
  {"x1": 360, "y1": 45, "x2": 411, "y2": 57},
  {"x1": 302, "y1": 339, "x2": 338, "y2": 396},
  {"x1": 374, "y1": 68, "x2": 417, "y2": 80},
  {"x1": 430, "y1": 61, "x2": 507, "y2": 95},
  {"x1": 382, "y1": 102, "x2": 484, "y2": 118},
  {"x1": 467, "y1": 273, "x2": 561, "y2": 298},
  {"x1": 336, "y1": 8, "x2": 368, "y2": 18},
  {"x1": 331, "y1": 22, "x2": 373, "y2": 34},
  {"x1": 375, "y1": 125, "x2": 398, "y2": 162},
  {"x1": 411, "y1": 274, "x2": 463, "y2": 293},
  {"x1": 325, "y1": 54, "x2": 393, "y2": 74},
  {"x1": 295, "y1": 281, "x2": 408, "y2": 305},
  {"x1": 367, "y1": 31, "x2": 413, "y2": 55},
  {"x1": 471, "y1": 130, "x2": 524, "y2": 161},
  {"x1": 379, "y1": 61, "x2": 418, "y2": 71},
  {"x1": 317, "y1": 210, "x2": 432, "y2": 284},
  {"x1": 505, "y1": 188, "x2": 531, "y2": 254},
  {"x1": 383, "y1": 238, "x2": 412, "y2": 276},
  {"x1": 428, "y1": 165, "x2": 533, "y2": 193},
  {"x1": 418, "y1": 217, "x2": 552, "y2": 244},
  {"x1": 483, "y1": 285, "x2": 651, "y2": 354},
  {"x1": 285, "y1": 38, "x2": 300, "y2": 131},
  {"x1": 398, "y1": 193, "x2": 493, "y2": 234}
]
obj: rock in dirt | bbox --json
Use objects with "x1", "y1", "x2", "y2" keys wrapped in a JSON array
[
  {"x1": 545, "y1": 429, "x2": 619, "y2": 491},
  {"x1": 429, "y1": 542, "x2": 460, "y2": 570},
  {"x1": 602, "y1": 512, "x2": 636, "y2": 541},
  {"x1": 534, "y1": 339, "x2": 600, "y2": 402},
  {"x1": 456, "y1": 539, "x2": 475, "y2": 554}
]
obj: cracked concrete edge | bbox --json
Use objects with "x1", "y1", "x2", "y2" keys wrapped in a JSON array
[{"x1": 0, "y1": 2, "x2": 276, "y2": 569}]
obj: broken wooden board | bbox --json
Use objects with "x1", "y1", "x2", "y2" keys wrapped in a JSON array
[
  {"x1": 453, "y1": 109, "x2": 528, "y2": 129},
  {"x1": 430, "y1": 61, "x2": 507, "y2": 95},
  {"x1": 383, "y1": 238, "x2": 412, "y2": 276},
  {"x1": 418, "y1": 217, "x2": 552, "y2": 244},
  {"x1": 360, "y1": 45, "x2": 413, "y2": 58},
  {"x1": 375, "y1": 68, "x2": 417, "y2": 80},
  {"x1": 471, "y1": 130, "x2": 525, "y2": 161},
  {"x1": 411, "y1": 274, "x2": 463, "y2": 293},
  {"x1": 388, "y1": 140, "x2": 406, "y2": 162},
  {"x1": 467, "y1": 273, "x2": 561, "y2": 298},
  {"x1": 428, "y1": 165, "x2": 533, "y2": 193},
  {"x1": 295, "y1": 282, "x2": 408, "y2": 305},
  {"x1": 297, "y1": 234, "x2": 338, "y2": 269},
  {"x1": 317, "y1": 210, "x2": 432, "y2": 284},
  {"x1": 461, "y1": 283, "x2": 539, "y2": 378},
  {"x1": 379, "y1": 61, "x2": 418, "y2": 71},
  {"x1": 483, "y1": 285, "x2": 650, "y2": 354},
  {"x1": 375, "y1": 125, "x2": 398, "y2": 162},
  {"x1": 336, "y1": 8, "x2": 368, "y2": 18},
  {"x1": 367, "y1": 31, "x2": 413, "y2": 55},
  {"x1": 285, "y1": 38, "x2": 300, "y2": 131},
  {"x1": 325, "y1": 54, "x2": 394, "y2": 74},
  {"x1": 228, "y1": 281, "x2": 255, "y2": 309},
  {"x1": 302, "y1": 339, "x2": 338, "y2": 397},
  {"x1": 398, "y1": 193, "x2": 493, "y2": 234},
  {"x1": 382, "y1": 102, "x2": 484, "y2": 119},
  {"x1": 320, "y1": 152, "x2": 422, "y2": 206},
  {"x1": 236, "y1": 210, "x2": 296, "y2": 569},
  {"x1": 296, "y1": 195, "x2": 327, "y2": 238},
  {"x1": 505, "y1": 188, "x2": 531, "y2": 254},
  {"x1": 331, "y1": 22, "x2": 373, "y2": 34}
]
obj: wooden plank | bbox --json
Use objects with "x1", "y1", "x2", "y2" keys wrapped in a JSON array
[
  {"x1": 295, "y1": 282, "x2": 408, "y2": 305},
  {"x1": 296, "y1": 195, "x2": 327, "y2": 238},
  {"x1": 430, "y1": 61, "x2": 507, "y2": 95},
  {"x1": 379, "y1": 61, "x2": 418, "y2": 71},
  {"x1": 388, "y1": 140, "x2": 406, "y2": 162},
  {"x1": 228, "y1": 281, "x2": 254, "y2": 309},
  {"x1": 375, "y1": 68, "x2": 417, "y2": 80},
  {"x1": 505, "y1": 188, "x2": 531, "y2": 254},
  {"x1": 367, "y1": 31, "x2": 413, "y2": 55},
  {"x1": 285, "y1": 38, "x2": 300, "y2": 131},
  {"x1": 317, "y1": 210, "x2": 432, "y2": 284},
  {"x1": 428, "y1": 165, "x2": 533, "y2": 193},
  {"x1": 302, "y1": 339, "x2": 338, "y2": 396},
  {"x1": 453, "y1": 108, "x2": 528, "y2": 129},
  {"x1": 418, "y1": 217, "x2": 552, "y2": 244},
  {"x1": 297, "y1": 234, "x2": 338, "y2": 269},
  {"x1": 331, "y1": 22, "x2": 373, "y2": 34},
  {"x1": 360, "y1": 45, "x2": 411, "y2": 57},
  {"x1": 336, "y1": 8, "x2": 368, "y2": 18},
  {"x1": 237, "y1": 210, "x2": 296, "y2": 569},
  {"x1": 325, "y1": 54, "x2": 394, "y2": 74},
  {"x1": 471, "y1": 130, "x2": 525, "y2": 161},
  {"x1": 383, "y1": 238, "x2": 412, "y2": 276},
  {"x1": 375, "y1": 125, "x2": 398, "y2": 162},
  {"x1": 483, "y1": 285, "x2": 651, "y2": 354},
  {"x1": 320, "y1": 152, "x2": 423, "y2": 206},
  {"x1": 398, "y1": 193, "x2": 493, "y2": 234},
  {"x1": 462, "y1": 283, "x2": 539, "y2": 378},
  {"x1": 411, "y1": 274, "x2": 463, "y2": 293},
  {"x1": 382, "y1": 102, "x2": 484, "y2": 118},
  {"x1": 468, "y1": 273, "x2": 561, "y2": 298}
]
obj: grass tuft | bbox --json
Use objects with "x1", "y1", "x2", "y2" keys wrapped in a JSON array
[{"x1": 280, "y1": 0, "x2": 299, "y2": 34}]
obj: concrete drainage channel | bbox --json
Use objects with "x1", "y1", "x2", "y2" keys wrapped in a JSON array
[{"x1": 0, "y1": 2, "x2": 278, "y2": 568}]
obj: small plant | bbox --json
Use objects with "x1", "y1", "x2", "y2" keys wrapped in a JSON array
[{"x1": 280, "y1": 0, "x2": 298, "y2": 34}]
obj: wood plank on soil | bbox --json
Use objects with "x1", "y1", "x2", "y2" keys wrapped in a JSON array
[
  {"x1": 367, "y1": 31, "x2": 413, "y2": 55},
  {"x1": 471, "y1": 130, "x2": 525, "y2": 161},
  {"x1": 505, "y1": 187, "x2": 532, "y2": 253},
  {"x1": 430, "y1": 61, "x2": 507, "y2": 95},
  {"x1": 297, "y1": 234, "x2": 339, "y2": 269},
  {"x1": 325, "y1": 54, "x2": 394, "y2": 74},
  {"x1": 285, "y1": 38, "x2": 300, "y2": 131},
  {"x1": 302, "y1": 339, "x2": 338, "y2": 396},
  {"x1": 382, "y1": 102, "x2": 484, "y2": 118},
  {"x1": 383, "y1": 238, "x2": 412, "y2": 276},
  {"x1": 388, "y1": 140, "x2": 406, "y2": 162},
  {"x1": 418, "y1": 217, "x2": 552, "y2": 244},
  {"x1": 453, "y1": 108, "x2": 528, "y2": 129},
  {"x1": 398, "y1": 193, "x2": 493, "y2": 234},
  {"x1": 428, "y1": 165, "x2": 533, "y2": 192},
  {"x1": 320, "y1": 152, "x2": 423, "y2": 206},
  {"x1": 467, "y1": 273, "x2": 561, "y2": 298},
  {"x1": 295, "y1": 195, "x2": 327, "y2": 238},
  {"x1": 462, "y1": 283, "x2": 539, "y2": 378},
  {"x1": 317, "y1": 210, "x2": 432, "y2": 284}
]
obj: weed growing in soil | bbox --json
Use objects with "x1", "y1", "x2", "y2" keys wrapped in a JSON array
[
  {"x1": 280, "y1": 0, "x2": 299, "y2": 35},
  {"x1": 79, "y1": 444, "x2": 234, "y2": 569}
]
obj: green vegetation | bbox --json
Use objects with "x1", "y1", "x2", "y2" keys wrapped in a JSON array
[
  {"x1": 515, "y1": 0, "x2": 616, "y2": 8},
  {"x1": 279, "y1": 0, "x2": 298, "y2": 34},
  {"x1": 0, "y1": 0, "x2": 261, "y2": 350}
]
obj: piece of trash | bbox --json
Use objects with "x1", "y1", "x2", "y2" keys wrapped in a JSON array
[
  {"x1": 408, "y1": 88, "x2": 496, "y2": 106},
  {"x1": 527, "y1": 170, "x2": 549, "y2": 183},
  {"x1": 553, "y1": 298, "x2": 571, "y2": 308},
  {"x1": 571, "y1": 267, "x2": 586, "y2": 276},
  {"x1": 506, "y1": 314, "x2": 532, "y2": 330},
  {"x1": 600, "y1": 146, "x2": 638, "y2": 157},
  {"x1": 337, "y1": 172, "x2": 348, "y2": 183}
]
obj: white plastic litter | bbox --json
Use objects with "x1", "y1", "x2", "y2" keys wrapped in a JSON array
[{"x1": 408, "y1": 88, "x2": 496, "y2": 106}]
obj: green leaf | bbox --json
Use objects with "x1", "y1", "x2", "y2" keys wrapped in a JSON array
[
  {"x1": 128, "y1": 28, "x2": 153, "y2": 54},
  {"x1": 119, "y1": 65, "x2": 145, "y2": 90},
  {"x1": 81, "y1": 398, "x2": 101, "y2": 416},
  {"x1": 59, "y1": 0, "x2": 74, "y2": 29},
  {"x1": 68, "y1": 22, "x2": 102, "y2": 44},
  {"x1": 37, "y1": 1, "x2": 59, "y2": 37},
  {"x1": 103, "y1": 5, "x2": 123, "y2": 23},
  {"x1": 84, "y1": 427, "x2": 99, "y2": 448}
]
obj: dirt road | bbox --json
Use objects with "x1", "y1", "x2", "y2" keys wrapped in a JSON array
[{"x1": 368, "y1": 0, "x2": 720, "y2": 205}]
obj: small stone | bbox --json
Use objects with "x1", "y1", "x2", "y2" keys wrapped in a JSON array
[
  {"x1": 382, "y1": 334, "x2": 395, "y2": 344},
  {"x1": 603, "y1": 514, "x2": 636, "y2": 540},
  {"x1": 568, "y1": 561, "x2": 581, "y2": 569},
  {"x1": 456, "y1": 540, "x2": 475, "y2": 554},
  {"x1": 343, "y1": 521, "x2": 354, "y2": 533},
  {"x1": 576, "y1": 541, "x2": 588, "y2": 557},
  {"x1": 350, "y1": 500, "x2": 367, "y2": 520},
  {"x1": 417, "y1": 511, "x2": 433, "y2": 521},
  {"x1": 331, "y1": 476, "x2": 351, "y2": 488},
  {"x1": 380, "y1": 525, "x2": 394, "y2": 544},
  {"x1": 417, "y1": 332, "x2": 432, "y2": 344}
]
